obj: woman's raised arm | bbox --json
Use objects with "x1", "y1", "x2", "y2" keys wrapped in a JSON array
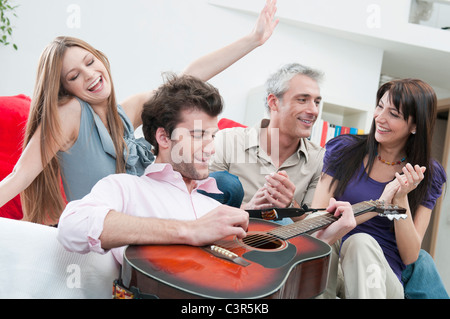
[
  {"x1": 182, "y1": 0, "x2": 279, "y2": 81},
  {"x1": 122, "y1": 0, "x2": 279, "y2": 128}
]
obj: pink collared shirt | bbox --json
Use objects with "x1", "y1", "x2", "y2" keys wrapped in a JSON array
[{"x1": 57, "y1": 163, "x2": 222, "y2": 264}]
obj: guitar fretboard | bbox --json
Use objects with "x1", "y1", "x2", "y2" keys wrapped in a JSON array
[{"x1": 268, "y1": 201, "x2": 376, "y2": 240}]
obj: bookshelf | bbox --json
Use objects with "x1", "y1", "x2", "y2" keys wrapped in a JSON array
[
  {"x1": 310, "y1": 102, "x2": 371, "y2": 147},
  {"x1": 321, "y1": 102, "x2": 369, "y2": 132}
]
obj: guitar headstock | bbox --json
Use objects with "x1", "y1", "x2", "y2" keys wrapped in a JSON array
[{"x1": 366, "y1": 200, "x2": 407, "y2": 220}]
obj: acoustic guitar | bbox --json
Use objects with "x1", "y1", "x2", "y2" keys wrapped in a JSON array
[{"x1": 119, "y1": 200, "x2": 406, "y2": 299}]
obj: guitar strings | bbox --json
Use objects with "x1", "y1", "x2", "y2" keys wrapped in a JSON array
[
  {"x1": 212, "y1": 201, "x2": 379, "y2": 252},
  {"x1": 212, "y1": 213, "x2": 338, "y2": 252},
  {"x1": 230, "y1": 215, "x2": 333, "y2": 250}
]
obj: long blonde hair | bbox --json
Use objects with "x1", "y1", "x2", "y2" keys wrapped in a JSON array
[{"x1": 22, "y1": 36, "x2": 126, "y2": 224}]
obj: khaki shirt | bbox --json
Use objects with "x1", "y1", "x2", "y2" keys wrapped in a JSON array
[{"x1": 210, "y1": 119, "x2": 325, "y2": 207}]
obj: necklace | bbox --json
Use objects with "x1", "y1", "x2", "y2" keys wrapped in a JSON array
[{"x1": 376, "y1": 153, "x2": 406, "y2": 166}]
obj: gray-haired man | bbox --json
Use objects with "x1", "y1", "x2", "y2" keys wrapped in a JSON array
[{"x1": 210, "y1": 63, "x2": 326, "y2": 224}]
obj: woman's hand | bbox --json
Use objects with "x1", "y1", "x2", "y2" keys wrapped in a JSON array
[
  {"x1": 314, "y1": 198, "x2": 356, "y2": 244},
  {"x1": 380, "y1": 163, "x2": 426, "y2": 203},
  {"x1": 395, "y1": 163, "x2": 426, "y2": 198},
  {"x1": 250, "y1": 0, "x2": 279, "y2": 46}
]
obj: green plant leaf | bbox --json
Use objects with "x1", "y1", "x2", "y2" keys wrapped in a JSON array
[{"x1": 0, "y1": 0, "x2": 19, "y2": 50}]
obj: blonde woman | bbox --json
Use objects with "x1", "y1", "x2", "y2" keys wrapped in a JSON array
[{"x1": 0, "y1": 0, "x2": 279, "y2": 225}]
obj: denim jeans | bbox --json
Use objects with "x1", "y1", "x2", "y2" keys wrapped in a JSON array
[
  {"x1": 200, "y1": 171, "x2": 244, "y2": 208},
  {"x1": 402, "y1": 249, "x2": 449, "y2": 299}
]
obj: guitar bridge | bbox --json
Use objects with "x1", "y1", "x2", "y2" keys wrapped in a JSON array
[{"x1": 206, "y1": 245, "x2": 250, "y2": 267}]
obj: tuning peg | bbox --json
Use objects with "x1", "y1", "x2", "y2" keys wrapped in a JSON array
[{"x1": 378, "y1": 212, "x2": 407, "y2": 220}]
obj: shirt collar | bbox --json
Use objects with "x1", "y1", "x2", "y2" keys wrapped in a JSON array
[
  {"x1": 143, "y1": 163, "x2": 222, "y2": 194},
  {"x1": 246, "y1": 119, "x2": 310, "y2": 162}
]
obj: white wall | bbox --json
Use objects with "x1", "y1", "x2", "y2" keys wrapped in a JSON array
[
  {"x1": 1, "y1": 0, "x2": 383, "y2": 127},
  {"x1": 0, "y1": 0, "x2": 263, "y2": 122},
  {"x1": 212, "y1": 0, "x2": 450, "y2": 52},
  {"x1": 240, "y1": 24, "x2": 383, "y2": 128},
  {"x1": 210, "y1": 0, "x2": 450, "y2": 123}
]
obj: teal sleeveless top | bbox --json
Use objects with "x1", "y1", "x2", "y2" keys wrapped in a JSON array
[{"x1": 58, "y1": 99, "x2": 154, "y2": 201}]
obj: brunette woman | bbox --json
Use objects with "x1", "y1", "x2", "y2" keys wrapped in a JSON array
[{"x1": 312, "y1": 78, "x2": 447, "y2": 298}]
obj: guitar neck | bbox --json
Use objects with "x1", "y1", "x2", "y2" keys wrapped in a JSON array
[{"x1": 268, "y1": 201, "x2": 376, "y2": 240}]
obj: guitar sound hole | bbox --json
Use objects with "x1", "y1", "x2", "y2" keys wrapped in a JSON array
[{"x1": 241, "y1": 233, "x2": 284, "y2": 250}]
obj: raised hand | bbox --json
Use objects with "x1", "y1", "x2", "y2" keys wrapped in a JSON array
[
  {"x1": 241, "y1": 171, "x2": 296, "y2": 210},
  {"x1": 242, "y1": 186, "x2": 276, "y2": 210},
  {"x1": 180, "y1": 0, "x2": 279, "y2": 83},
  {"x1": 395, "y1": 163, "x2": 426, "y2": 197},
  {"x1": 263, "y1": 170, "x2": 296, "y2": 208},
  {"x1": 380, "y1": 163, "x2": 426, "y2": 203},
  {"x1": 251, "y1": 0, "x2": 279, "y2": 46}
]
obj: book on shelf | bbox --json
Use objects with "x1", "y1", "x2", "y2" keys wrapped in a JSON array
[{"x1": 309, "y1": 119, "x2": 364, "y2": 147}]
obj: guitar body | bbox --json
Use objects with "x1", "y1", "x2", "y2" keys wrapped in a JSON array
[{"x1": 121, "y1": 218, "x2": 331, "y2": 299}]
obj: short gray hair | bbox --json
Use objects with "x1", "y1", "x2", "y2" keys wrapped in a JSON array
[{"x1": 264, "y1": 63, "x2": 324, "y2": 111}]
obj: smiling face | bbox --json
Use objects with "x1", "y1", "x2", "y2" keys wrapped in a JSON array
[
  {"x1": 373, "y1": 92, "x2": 416, "y2": 148},
  {"x1": 60, "y1": 46, "x2": 111, "y2": 106},
  {"x1": 167, "y1": 109, "x2": 218, "y2": 182},
  {"x1": 269, "y1": 74, "x2": 322, "y2": 139}
]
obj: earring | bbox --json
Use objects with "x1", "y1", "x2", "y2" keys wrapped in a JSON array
[{"x1": 411, "y1": 131, "x2": 416, "y2": 135}]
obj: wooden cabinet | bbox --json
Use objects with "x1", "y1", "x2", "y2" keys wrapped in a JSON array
[{"x1": 423, "y1": 98, "x2": 450, "y2": 256}]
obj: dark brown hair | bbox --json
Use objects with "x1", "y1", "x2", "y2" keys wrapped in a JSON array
[
  {"x1": 142, "y1": 74, "x2": 223, "y2": 156},
  {"x1": 325, "y1": 78, "x2": 437, "y2": 217}
]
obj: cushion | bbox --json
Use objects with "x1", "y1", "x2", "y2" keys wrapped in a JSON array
[
  {"x1": 218, "y1": 118, "x2": 247, "y2": 130},
  {"x1": 0, "y1": 95, "x2": 31, "y2": 220}
]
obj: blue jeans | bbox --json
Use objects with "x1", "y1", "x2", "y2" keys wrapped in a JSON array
[
  {"x1": 275, "y1": 218, "x2": 294, "y2": 225},
  {"x1": 402, "y1": 249, "x2": 449, "y2": 299},
  {"x1": 200, "y1": 171, "x2": 244, "y2": 208}
]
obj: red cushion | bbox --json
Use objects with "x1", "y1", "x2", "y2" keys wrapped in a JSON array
[
  {"x1": 218, "y1": 118, "x2": 247, "y2": 130},
  {"x1": 0, "y1": 94, "x2": 31, "y2": 220}
]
